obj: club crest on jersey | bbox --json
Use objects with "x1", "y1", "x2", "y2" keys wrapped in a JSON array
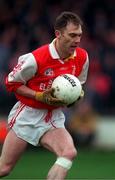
[{"x1": 44, "y1": 68, "x2": 54, "y2": 76}]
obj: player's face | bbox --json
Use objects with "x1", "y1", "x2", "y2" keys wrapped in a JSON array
[{"x1": 56, "y1": 22, "x2": 82, "y2": 56}]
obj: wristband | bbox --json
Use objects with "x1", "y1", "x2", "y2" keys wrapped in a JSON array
[{"x1": 35, "y1": 91, "x2": 44, "y2": 102}]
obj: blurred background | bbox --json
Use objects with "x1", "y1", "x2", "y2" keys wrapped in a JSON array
[{"x1": 0, "y1": 0, "x2": 115, "y2": 179}]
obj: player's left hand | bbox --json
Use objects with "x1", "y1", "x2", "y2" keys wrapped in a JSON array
[{"x1": 77, "y1": 89, "x2": 84, "y2": 100}]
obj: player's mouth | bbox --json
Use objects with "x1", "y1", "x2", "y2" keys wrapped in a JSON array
[{"x1": 70, "y1": 46, "x2": 77, "y2": 51}]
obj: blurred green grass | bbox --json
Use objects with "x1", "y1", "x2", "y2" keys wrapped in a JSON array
[{"x1": 1, "y1": 146, "x2": 115, "y2": 180}]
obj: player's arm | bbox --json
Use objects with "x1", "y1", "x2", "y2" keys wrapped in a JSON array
[
  {"x1": 77, "y1": 53, "x2": 89, "y2": 85},
  {"x1": 6, "y1": 53, "x2": 66, "y2": 106},
  {"x1": 6, "y1": 53, "x2": 38, "y2": 92},
  {"x1": 67, "y1": 54, "x2": 89, "y2": 108},
  {"x1": 16, "y1": 85, "x2": 66, "y2": 106},
  {"x1": 77, "y1": 53, "x2": 89, "y2": 100}
]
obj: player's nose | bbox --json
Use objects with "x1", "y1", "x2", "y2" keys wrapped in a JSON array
[{"x1": 75, "y1": 37, "x2": 81, "y2": 44}]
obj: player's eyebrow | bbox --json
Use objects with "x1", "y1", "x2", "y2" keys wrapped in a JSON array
[{"x1": 68, "y1": 32, "x2": 82, "y2": 37}]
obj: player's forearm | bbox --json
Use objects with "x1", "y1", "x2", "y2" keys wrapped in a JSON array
[
  {"x1": 16, "y1": 85, "x2": 36, "y2": 99},
  {"x1": 16, "y1": 85, "x2": 44, "y2": 101}
]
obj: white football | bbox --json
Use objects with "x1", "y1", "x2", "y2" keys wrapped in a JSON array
[{"x1": 52, "y1": 74, "x2": 82, "y2": 105}]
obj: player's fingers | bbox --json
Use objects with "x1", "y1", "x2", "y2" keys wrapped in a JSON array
[
  {"x1": 50, "y1": 97, "x2": 64, "y2": 103},
  {"x1": 45, "y1": 88, "x2": 52, "y2": 94},
  {"x1": 80, "y1": 89, "x2": 84, "y2": 98},
  {"x1": 49, "y1": 97, "x2": 67, "y2": 106}
]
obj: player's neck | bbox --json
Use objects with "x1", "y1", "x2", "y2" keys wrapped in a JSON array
[{"x1": 55, "y1": 39, "x2": 70, "y2": 60}]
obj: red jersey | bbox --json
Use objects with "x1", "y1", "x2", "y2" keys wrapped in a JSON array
[{"x1": 6, "y1": 40, "x2": 89, "y2": 110}]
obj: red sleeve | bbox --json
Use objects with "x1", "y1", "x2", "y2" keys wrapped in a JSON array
[{"x1": 5, "y1": 77, "x2": 24, "y2": 92}]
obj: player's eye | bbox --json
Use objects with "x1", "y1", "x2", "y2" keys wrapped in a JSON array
[
  {"x1": 69, "y1": 34, "x2": 76, "y2": 38},
  {"x1": 69, "y1": 33, "x2": 82, "y2": 38}
]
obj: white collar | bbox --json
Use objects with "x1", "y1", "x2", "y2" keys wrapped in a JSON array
[{"x1": 49, "y1": 39, "x2": 60, "y2": 59}]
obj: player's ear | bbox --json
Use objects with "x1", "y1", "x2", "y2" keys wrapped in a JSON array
[{"x1": 55, "y1": 30, "x2": 61, "y2": 38}]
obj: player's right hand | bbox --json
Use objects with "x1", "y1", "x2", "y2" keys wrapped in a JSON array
[
  {"x1": 35, "y1": 88, "x2": 66, "y2": 106},
  {"x1": 67, "y1": 89, "x2": 85, "y2": 108}
]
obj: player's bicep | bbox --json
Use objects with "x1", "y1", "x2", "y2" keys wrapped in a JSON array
[{"x1": 8, "y1": 53, "x2": 37, "y2": 84}]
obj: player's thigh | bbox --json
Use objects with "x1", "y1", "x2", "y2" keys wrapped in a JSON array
[
  {"x1": 40, "y1": 128, "x2": 75, "y2": 156},
  {"x1": 0, "y1": 129, "x2": 28, "y2": 166}
]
